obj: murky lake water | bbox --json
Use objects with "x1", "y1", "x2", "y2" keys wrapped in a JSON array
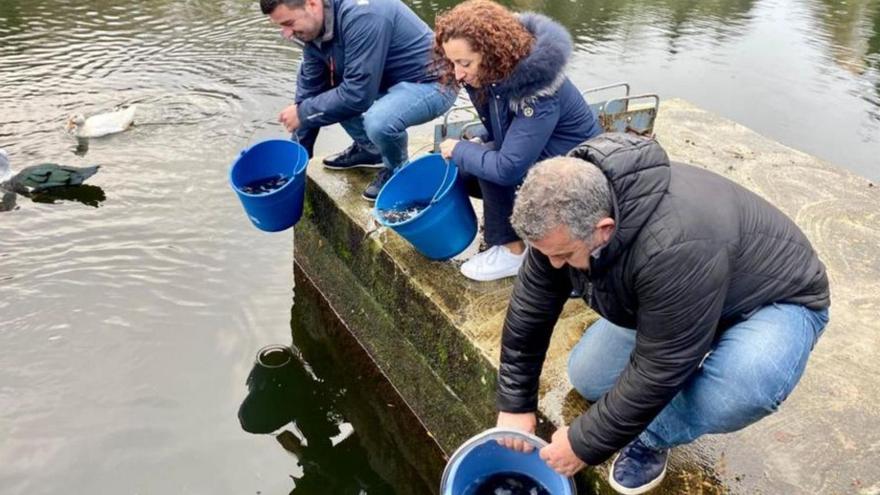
[{"x1": 1, "y1": 0, "x2": 878, "y2": 493}]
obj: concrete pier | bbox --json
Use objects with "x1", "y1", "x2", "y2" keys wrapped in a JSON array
[{"x1": 292, "y1": 99, "x2": 880, "y2": 494}]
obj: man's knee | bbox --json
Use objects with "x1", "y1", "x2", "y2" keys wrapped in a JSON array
[
  {"x1": 567, "y1": 354, "x2": 606, "y2": 403},
  {"x1": 565, "y1": 319, "x2": 636, "y2": 403},
  {"x1": 363, "y1": 111, "x2": 404, "y2": 144}
]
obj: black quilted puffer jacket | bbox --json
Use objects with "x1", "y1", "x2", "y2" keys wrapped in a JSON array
[{"x1": 496, "y1": 133, "x2": 830, "y2": 465}]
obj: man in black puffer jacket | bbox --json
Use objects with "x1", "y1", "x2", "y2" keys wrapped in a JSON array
[{"x1": 495, "y1": 133, "x2": 830, "y2": 494}]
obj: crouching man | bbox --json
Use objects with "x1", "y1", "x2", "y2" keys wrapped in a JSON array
[
  {"x1": 495, "y1": 133, "x2": 830, "y2": 494},
  {"x1": 261, "y1": 0, "x2": 456, "y2": 200}
]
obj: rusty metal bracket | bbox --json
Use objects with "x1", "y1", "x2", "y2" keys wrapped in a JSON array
[
  {"x1": 598, "y1": 93, "x2": 660, "y2": 136},
  {"x1": 582, "y1": 81, "x2": 631, "y2": 115},
  {"x1": 432, "y1": 83, "x2": 660, "y2": 151},
  {"x1": 433, "y1": 105, "x2": 478, "y2": 152}
]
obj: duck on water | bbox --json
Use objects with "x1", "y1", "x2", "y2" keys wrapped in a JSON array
[
  {"x1": 0, "y1": 149, "x2": 103, "y2": 211},
  {"x1": 65, "y1": 105, "x2": 138, "y2": 139}
]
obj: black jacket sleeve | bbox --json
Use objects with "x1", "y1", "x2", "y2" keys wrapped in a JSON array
[
  {"x1": 497, "y1": 247, "x2": 572, "y2": 412},
  {"x1": 568, "y1": 241, "x2": 729, "y2": 464}
]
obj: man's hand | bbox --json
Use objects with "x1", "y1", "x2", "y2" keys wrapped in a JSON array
[
  {"x1": 279, "y1": 104, "x2": 301, "y2": 133},
  {"x1": 540, "y1": 426, "x2": 587, "y2": 477},
  {"x1": 439, "y1": 138, "x2": 458, "y2": 160},
  {"x1": 495, "y1": 411, "x2": 537, "y2": 453}
]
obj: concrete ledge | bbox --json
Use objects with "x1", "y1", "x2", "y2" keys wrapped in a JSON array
[
  {"x1": 290, "y1": 262, "x2": 448, "y2": 492},
  {"x1": 293, "y1": 99, "x2": 880, "y2": 494},
  {"x1": 293, "y1": 162, "x2": 498, "y2": 453}
]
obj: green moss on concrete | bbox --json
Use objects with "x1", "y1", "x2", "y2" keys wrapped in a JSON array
[
  {"x1": 302, "y1": 189, "x2": 314, "y2": 219},
  {"x1": 291, "y1": 263, "x2": 447, "y2": 492},
  {"x1": 307, "y1": 179, "x2": 496, "y2": 416},
  {"x1": 295, "y1": 178, "x2": 498, "y2": 452}
]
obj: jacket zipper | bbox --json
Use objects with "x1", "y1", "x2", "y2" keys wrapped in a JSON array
[
  {"x1": 329, "y1": 55, "x2": 336, "y2": 87},
  {"x1": 492, "y1": 89, "x2": 502, "y2": 141}
]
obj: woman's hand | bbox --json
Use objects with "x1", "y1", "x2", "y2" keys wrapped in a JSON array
[{"x1": 439, "y1": 138, "x2": 459, "y2": 160}]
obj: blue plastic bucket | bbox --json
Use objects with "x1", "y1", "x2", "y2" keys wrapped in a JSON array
[
  {"x1": 229, "y1": 139, "x2": 309, "y2": 232},
  {"x1": 373, "y1": 154, "x2": 477, "y2": 260},
  {"x1": 440, "y1": 428, "x2": 577, "y2": 495}
]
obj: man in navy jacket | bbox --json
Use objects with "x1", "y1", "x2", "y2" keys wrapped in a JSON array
[{"x1": 261, "y1": 0, "x2": 456, "y2": 200}]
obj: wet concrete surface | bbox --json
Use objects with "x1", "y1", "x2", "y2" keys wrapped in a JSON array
[
  {"x1": 293, "y1": 100, "x2": 879, "y2": 494},
  {"x1": 652, "y1": 100, "x2": 880, "y2": 495}
]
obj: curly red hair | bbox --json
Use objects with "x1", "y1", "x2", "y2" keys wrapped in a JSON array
[{"x1": 433, "y1": 0, "x2": 534, "y2": 89}]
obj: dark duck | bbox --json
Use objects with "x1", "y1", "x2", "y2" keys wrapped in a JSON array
[{"x1": 0, "y1": 148, "x2": 102, "y2": 211}]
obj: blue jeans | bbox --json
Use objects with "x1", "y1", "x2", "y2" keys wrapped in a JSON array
[
  {"x1": 340, "y1": 81, "x2": 456, "y2": 170},
  {"x1": 568, "y1": 303, "x2": 830, "y2": 450}
]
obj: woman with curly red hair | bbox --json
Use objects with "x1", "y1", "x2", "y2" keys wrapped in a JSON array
[{"x1": 435, "y1": 0, "x2": 602, "y2": 281}]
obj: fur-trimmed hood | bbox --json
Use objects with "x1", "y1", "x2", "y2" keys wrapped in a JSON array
[
  {"x1": 451, "y1": 13, "x2": 601, "y2": 186},
  {"x1": 497, "y1": 12, "x2": 572, "y2": 107}
]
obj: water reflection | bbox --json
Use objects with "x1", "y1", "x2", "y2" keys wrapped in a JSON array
[
  {"x1": 411, "y1": 0, "x2": 880, "y2": 178},
  {"x1": 28, "y1": 184, "x2": 107, "y2": 207},
  {"x1": 287, "y1": 263, "x2": 447, "y2": 494},
  {"x1": 238, "y1": 345, "x2": 394, "y2": 493},
  {"x1": 412, "y1": 0, "x2": 757, "y2": 52},
  {"x1": 234, "y1": 268, "x2": 448, "y2": 495},
  {"x1": 808, "y1": 0, "x2": 880, "y2": 121},
  {"x1": 810, "y1": 0, "x2": 876, "y2": 73},
  {"x1": 0, "y1": 2, "x2": 301, "y2": 493},
  {"x1": 2, "y1": 0, "x2": 880, "y2": 493},
  {"x1": 1, "y1": 189, "x2": 17, "y2": 211}
]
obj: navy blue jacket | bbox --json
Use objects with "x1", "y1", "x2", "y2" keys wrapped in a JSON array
[
  {"x1": 294, "y1": 0, "x2": 436, "y2": 134},
  {"x1": 450, "y1": 13, "x2": 602, "y2": 186}
]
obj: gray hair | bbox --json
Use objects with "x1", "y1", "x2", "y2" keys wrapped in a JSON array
[
  {"x1": 511, "y1": 156, "x2": 612, "y2": 241},
  {"x1": 260, "y1": 0, "x2": 306, "y2": 14}
]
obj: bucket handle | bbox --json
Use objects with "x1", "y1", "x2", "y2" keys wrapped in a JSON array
[
  {"x1": 428, "y1": 159, "x2": 453, "y2": 206},
  {"x1": 401, "y1": 150, "x2": 454, "y2": 207},
  {"x1": 242, "y1": 119, "x2": 301, "y2": 149},
  {"x1": 243, "y1": 119, "x2": 268, "y2": 148},
  {"x1": 240, "y1": 120, "x2": 307, "y2": 176},
  {"x1": 475, "y1": 427, "x2": 548, "y2": 449}
]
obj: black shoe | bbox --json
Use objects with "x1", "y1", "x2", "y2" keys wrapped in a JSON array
[
  {"x1": 322, "y1": 143, "x2": 383, "y2": 170},
  {"x1": 362, "y1": 168, "x2": 394, "y2": 201}
]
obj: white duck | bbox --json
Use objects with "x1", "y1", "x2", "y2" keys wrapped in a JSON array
[{"x1": 66, "y1": 105, "x2": 138, "y2": 138}]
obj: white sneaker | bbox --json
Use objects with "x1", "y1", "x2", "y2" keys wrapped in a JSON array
[{"x1": 460, "y1": 245, "x2": 526, "y2": 282}]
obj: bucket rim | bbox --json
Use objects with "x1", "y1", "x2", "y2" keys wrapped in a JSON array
[
  {"x1": 254, "y1": 344, "x2": 294, "y2": 369},
  {"x1": 438, "y1": 427, "x2": 577, "y2": 494},
  {"x1": 373, "y1": 156, "x2": 458, "y2": 228},
  {"x1": 229, "y1": 138, "x2": 309, "y2": 198}
]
